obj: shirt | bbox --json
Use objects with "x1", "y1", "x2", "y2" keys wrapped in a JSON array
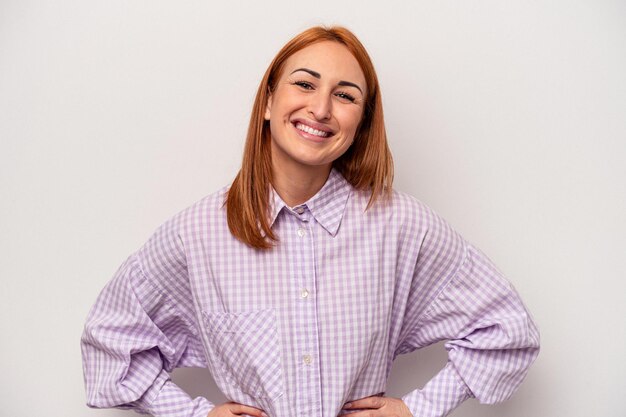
[{"x1": 81, "y1": 168, "x2": 540, "y2": 417}]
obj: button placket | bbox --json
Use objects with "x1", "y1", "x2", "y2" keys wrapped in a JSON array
[{"x1": 288, "y1": 211, "x2": 321, "y2": 412}]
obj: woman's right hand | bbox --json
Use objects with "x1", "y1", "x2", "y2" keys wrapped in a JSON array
[{"x1": 206, "y1": 402, "x2": 268, "y2": 417}]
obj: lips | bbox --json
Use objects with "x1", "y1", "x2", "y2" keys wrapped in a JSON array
[{"x1": 291, "y1": 119, "x2": 334, "y2": 139}]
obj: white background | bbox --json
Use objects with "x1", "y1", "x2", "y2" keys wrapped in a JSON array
[{"x1": 1, "y1": 1, "x2": 625, "y2": 416}]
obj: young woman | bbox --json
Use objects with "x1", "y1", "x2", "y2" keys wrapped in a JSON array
[{"x1": 81, "y1": 26, "x2": 539, "y2": 417}]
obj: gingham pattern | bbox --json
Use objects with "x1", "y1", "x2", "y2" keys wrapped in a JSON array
[{"x1": 81, "y1": 169, "x2": 539, "y2": 417}]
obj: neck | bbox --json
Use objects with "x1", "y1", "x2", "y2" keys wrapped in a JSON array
[{"x1": 271, "y1": 162, "x2": 332, "y2": 207}]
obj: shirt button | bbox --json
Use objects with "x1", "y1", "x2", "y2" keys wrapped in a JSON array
[
  {"x1": 302, "y1": 354, "x2": 312, "y2": 365},
  {"x1": 297, "y1": 228, "x2": 306, "y2": 237},
  {"x1": 295, "y1": 206, "x2": 305, "y2": 214},
  {"x1": 300, "y1": 288, "x2": 309, "y2": 299}
]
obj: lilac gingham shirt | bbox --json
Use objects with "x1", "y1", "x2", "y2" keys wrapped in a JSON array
[{"x1": 81, "y1": 168, "x2": 539, "y2": 417}]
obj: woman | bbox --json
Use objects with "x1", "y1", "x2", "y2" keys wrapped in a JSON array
[{"x1": 81, "y1": 26, "x2": 539, "y2": 417}]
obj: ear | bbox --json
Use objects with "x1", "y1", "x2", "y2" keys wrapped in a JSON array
[{"x1": 264, "y1": 93, "x2": 272, "y2": 121}]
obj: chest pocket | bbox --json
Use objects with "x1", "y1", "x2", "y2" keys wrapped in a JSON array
[{"x1": 202, "y1": 309, "x2": 284, "y2": 400}]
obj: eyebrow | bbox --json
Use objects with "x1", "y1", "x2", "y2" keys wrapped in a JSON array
[{"x1": 290, "y1": 67, "x2": 364, "y2": 95}]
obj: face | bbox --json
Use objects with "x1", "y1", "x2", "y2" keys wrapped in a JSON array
[{"x1": 264, "y1": 41, "x2": 367, "y2": 176}]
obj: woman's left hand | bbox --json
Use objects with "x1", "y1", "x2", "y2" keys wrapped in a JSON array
[{"x1": 342, "y1": 395, "x2": 413, "y2": 417}]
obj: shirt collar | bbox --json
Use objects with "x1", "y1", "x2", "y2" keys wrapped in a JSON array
[{"x1": 268, "y1": 168, "x2": 352, "y2": 236}]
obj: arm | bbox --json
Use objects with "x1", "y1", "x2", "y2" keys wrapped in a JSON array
[
  {"x1": 398, "y1": 243, "x2": 540, "y2": 417},
  {"x1": 343, "y1": 197, "x2": 539, "y2": 417},
  {"x1": 80, "y1": 221, "x2": 214, "y2": 417}
]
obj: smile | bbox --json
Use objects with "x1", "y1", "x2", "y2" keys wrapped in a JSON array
[{"x1": 294, "y1": 122, "x2": 331, "y2": 138}]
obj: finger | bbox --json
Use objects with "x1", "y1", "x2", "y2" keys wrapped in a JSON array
[
  {"x1": 342, "y1": 409, "x2": 384, "y2": 417},
  {"x1": 344, "y1": 396, "x2": 386, "y2": 410},
  {"x1": 228, "y1": 403, "x2": 268, "y2": 417}
]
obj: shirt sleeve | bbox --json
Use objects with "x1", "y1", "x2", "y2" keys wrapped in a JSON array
[
  {"x1": 397, "y1": 215, "x2": 540, "y2": 417},
  {"x1": 80, "y1": 221, "x2": 214, "y2": 417}
]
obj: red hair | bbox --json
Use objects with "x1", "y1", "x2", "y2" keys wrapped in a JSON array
[{"x1": 226, "y1": 26, "x2": 393, "y2": 249}]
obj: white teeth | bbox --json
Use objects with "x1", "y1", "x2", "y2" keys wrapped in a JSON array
[{"x1": 295, "y1": 122, "x2": 329, "y2": 138}]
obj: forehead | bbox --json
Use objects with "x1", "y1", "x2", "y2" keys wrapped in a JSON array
[{"x1": 282, "y1": 41, "x2": 366, "y2": 85}]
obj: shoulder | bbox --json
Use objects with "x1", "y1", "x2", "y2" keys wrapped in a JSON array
[
  {"x1": 365, "y1": 188, "x2": 449, "y2": 231},
  {"x1": 379, "y1": 189, "x2": 466, "y2": 254},
  {"x1": 136, "y1": 185, "x2": 230, "y2": 271},
  {"x1": 153, "y1": 185, "x2": 229, "y2": 237},
  {"x1": 389, "y1": 189, "x2": 430, "y2": 220},
  {"x1": 348, "y1": 187, "x2": 461, "y2": 245}
]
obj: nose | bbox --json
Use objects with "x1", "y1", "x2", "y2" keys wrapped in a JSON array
[{"x1": 308, "y1": 91, "x2": 332, "y2": 121}]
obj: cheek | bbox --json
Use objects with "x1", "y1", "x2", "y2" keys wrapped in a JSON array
[
  {"x1": 271, "y1": 89, "x2": 303, "y2": 115},
  {"x1": 268, "y1": 118, "x2": 285, "y2": 142},
  {"x1": 340, "y1": 108, "x2": 364, "y2": 135}
]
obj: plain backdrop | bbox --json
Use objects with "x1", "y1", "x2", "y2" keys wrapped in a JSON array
[{"x1": 1, "y1": 1, "x2": 625, "y2": 416}]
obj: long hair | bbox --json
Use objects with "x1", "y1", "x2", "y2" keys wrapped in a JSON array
[{"x1": 226, "y1": 26, "x2": 393, "y2": 249}]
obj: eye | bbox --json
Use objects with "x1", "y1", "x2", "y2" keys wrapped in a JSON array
[
  {"x1": 293, "y1": 80, "x2": 314, "y2": 90},
  {"x1": 335, "y1": 91, "x2": 356, "y2": 103}
]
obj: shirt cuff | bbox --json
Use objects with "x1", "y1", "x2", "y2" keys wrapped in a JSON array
[
  {"x1": 134, "y1": 371, "x2": 215, "y2": 417},
  {"x1": 401, "y1": 362, "x2": 472, "y2": 417}
]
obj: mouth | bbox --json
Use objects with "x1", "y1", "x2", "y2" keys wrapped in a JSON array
[{"x1": 292, "y1": 120, "x2": 334, "y2": 139}]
